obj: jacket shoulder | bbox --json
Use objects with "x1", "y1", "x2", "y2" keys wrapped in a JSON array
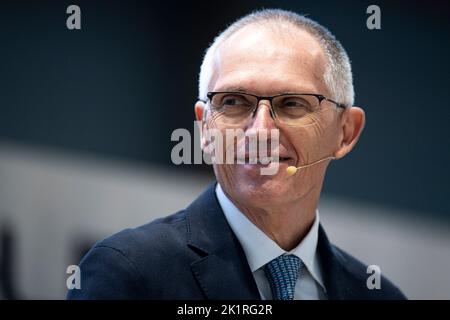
[
  {"x1": 97, "y1": 209, "x2": 188, "y2": 256},
  {"x1": 67, "y1": 210, "x2": 190, "y2": 299}
]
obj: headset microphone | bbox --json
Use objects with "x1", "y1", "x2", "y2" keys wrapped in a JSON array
[{"x1": 286, "y1": 156, "x2": 335, "y2": 176}]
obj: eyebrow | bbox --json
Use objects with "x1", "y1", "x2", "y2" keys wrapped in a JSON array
[
  {"x1": 214, "y1": 86, "x2": 248, "y2": 93},
  {"x1": 213, "y1": 86, "x2": 318, "y2": 95}
]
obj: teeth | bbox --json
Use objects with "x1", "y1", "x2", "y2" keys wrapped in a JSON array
[{"x1": 235, "y1": 156, "x2": 283, "y2": 164}]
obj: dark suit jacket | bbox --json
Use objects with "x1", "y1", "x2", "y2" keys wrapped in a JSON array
[{"x1": 67, "y1": 182, "x2": 406, "y2": 299}]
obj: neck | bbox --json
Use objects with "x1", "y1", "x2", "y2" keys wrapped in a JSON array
[{"x1": 228, "y1": 184, "x2": 321, "y2": 251}]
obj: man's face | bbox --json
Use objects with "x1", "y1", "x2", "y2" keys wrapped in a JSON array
[{"x1": 203, "y1": 24, "x2": 344, "y2": 210}]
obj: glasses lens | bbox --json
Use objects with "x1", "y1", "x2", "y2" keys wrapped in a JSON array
[
  {"x1": 207, "y1": 93, "x2": 323, "y2": 127},
  {"x1": 272, "y1": 94, "x2": 321, "y2": 127},
  {"x1": 209, "y1": 93, "x2": 257, "y2": 127}
]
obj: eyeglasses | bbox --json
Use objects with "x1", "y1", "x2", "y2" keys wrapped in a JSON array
[{"x1": 203, "y1": 91, "x2": 347, "y2": 127}]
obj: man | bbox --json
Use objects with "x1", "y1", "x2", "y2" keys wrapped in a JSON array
[{"x1": 67, "y1": 9, "x2": 406, "y2": 300}]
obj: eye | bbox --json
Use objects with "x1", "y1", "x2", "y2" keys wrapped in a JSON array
[
  {"x1": 220, "y1": 95, "x2": 250, "y2": 107},
  {"x1": 281, "y1": 98, "x2": 311, "y2": 109},
  {"x1": 275, "y1": 95, "x2": 318, "y2": 118}
]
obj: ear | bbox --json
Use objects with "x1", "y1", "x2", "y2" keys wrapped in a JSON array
[
  {"x1": 195, "y1": 100, "x2": 205, "y2": 122},
  {"x1": 334, "y1": 106, "x2": 366, "y2": 159},
  {"x1": 194, "y1": 101, "x2": 208, "y2": 150}
]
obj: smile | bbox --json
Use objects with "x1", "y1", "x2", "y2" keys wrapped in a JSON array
[{"x1": 235, "y1": 156, "x2": 292, "y2": 165}]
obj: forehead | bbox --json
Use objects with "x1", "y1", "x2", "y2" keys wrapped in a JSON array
[{"x1": 211, "y1": 24, "x2": 329, "y2": 95}]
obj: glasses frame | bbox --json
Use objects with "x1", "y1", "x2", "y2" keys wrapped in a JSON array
[{"x1": 201, "y1": 91, "x2": 348, "y2": 122}]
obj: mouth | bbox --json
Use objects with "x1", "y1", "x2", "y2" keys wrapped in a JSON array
[{"x1": 235, "y1": 155, "x2": 293, "y2": 165}]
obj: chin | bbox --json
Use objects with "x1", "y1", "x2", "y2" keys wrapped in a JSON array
[
  {"x1": 232, "y1": 177, "x2": 289, "y2": 207},
  {"x1": 216, "y1": 164, "x2": 295, "y2": 206}
]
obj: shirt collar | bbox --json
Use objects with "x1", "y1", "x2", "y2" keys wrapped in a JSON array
[{"x1": 215, "y1": 183, "x2": 325, "y2": 290}]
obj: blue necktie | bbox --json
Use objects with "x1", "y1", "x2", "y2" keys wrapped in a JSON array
[{"x1": 264, "y1": 254, "x2": 302, "y2": 300}]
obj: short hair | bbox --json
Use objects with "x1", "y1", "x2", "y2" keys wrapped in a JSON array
[{"x1": 198, "y1": 8, "x2": 355, "y2": 106}]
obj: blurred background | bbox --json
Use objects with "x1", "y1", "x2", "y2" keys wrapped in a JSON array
[{"x1": 0, "y1": 0, "x2": 449, "y2": 299}]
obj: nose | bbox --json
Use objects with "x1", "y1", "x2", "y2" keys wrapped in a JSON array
[
  {"x1": 245, "y1": 100, "x2": 278, "y2": 158},
  {"x1": 249, "y1": 100, "x2": 277, "y2": 130}
]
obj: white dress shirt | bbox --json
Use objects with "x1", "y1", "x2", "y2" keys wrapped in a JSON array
[{"x1": 215, "y1": 183, "x2": 327, "y2": 300}]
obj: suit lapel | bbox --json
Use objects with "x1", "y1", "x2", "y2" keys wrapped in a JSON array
[
  {"x1": 317, "y1": 225, "x2": 361, "y2": 299},
  {"x1": 186, "y1": 182, "x2": 261, "y2": 300}
]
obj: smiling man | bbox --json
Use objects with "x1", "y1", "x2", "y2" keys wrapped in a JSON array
[{"x1": 67, "y1": 9, "x2": 406, "y2": 300}]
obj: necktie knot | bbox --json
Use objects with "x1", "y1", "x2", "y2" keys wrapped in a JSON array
[{"x1": 264, "y1": 254, "x2": 302, "y2": 300}]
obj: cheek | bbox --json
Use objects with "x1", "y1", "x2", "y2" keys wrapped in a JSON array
[
  {"x1": 286, "y1": 126, "x2": 323, "y2": 158},
  {"x1": 286, "y1": 114, "x2": 340, "y2": 160},
  {"x1": 318, "y1": 112, "x2": 342, "y2": 151},
  {"x1": 306, "y1": 109, "x2": 334, "y2": 138}
]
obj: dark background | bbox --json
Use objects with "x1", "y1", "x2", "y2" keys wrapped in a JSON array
[{"x1": 1, "y1": 0, "x2": 449, "y2": 220}]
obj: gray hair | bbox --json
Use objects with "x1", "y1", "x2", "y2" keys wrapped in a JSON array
[{"x1": 198, "y1": 8, "x2": 354, "y2": 106}]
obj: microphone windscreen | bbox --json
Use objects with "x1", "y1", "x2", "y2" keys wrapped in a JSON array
[{"x1": 286, "y1": 166, "x2": 298, "y2": 175}]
